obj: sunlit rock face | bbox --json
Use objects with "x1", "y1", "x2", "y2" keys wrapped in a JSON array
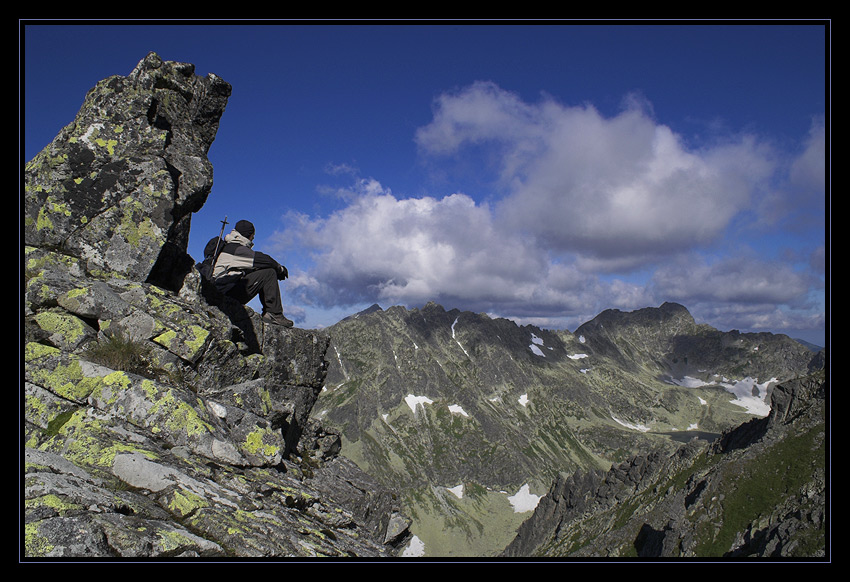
[{"x1": 24, "y1": 51, "x2": 231, "y2": 289}]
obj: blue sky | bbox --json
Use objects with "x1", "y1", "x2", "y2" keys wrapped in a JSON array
[{"x1": 22, "y1": 22, "x2": 828, "y2": 346}]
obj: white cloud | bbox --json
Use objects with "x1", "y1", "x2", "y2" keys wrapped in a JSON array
[
  {"x1": 416, "y1": 81, "x2": 777, "y2": 260},
  {"x1": 753, "y1": 117, "x2": 827, "y2": 231},
  {"x1": 790, "y1": 118, "x2": 826, "y2": 198},
  {"x1": 279, "y1": 186, "x2": 550, "y2": 310},
  {"x1": 278, "y1": 179, "x2": 660, "y2": 322},
  {"x1": 274, "y1": 82, "x2": 823, "y2": 343},
  {"x1": 651, "y1": 253, "x2": 810, "y2": 305}
]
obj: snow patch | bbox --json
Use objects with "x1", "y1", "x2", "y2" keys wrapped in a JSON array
[
  {"x1": 529, "y1": 332, "x2": 546, "y2": 357},
  {"x1": 612, "y1": 416, "x2": 651, "y2": 432},
  {"x1": 333, "y1": 346, "x2": 348, "y2": 379},
  {"x1": 448, "y1": 484, "x2": 464, "y2": 498},
  {"x1": 568, "y1": 353, "x2": 588, "y2": 360},
  {"x1": 518, "y1": 393, "x2": 530, "y2": 407},
  {"x1": 402, "y1": 535, "x2": 426, "y2": 557},
  {"x1": 405, "y1": 394, "x2": 434, "y2": 414},
  {"x1": 448, "y1": 404, "x2": 469, "y2": 417},
  {"x1": 719, "y1": 377, "x2": 776, "y2": 416},
  {"x1": 668, "y1": 374, "x2": 775, "y2": 416},
  {"x1": 452, "y1": 317, "x2": 471, "y2": 358},
  {"x1": 508, "y1": 484, "x2": 541, "y2": 513}
]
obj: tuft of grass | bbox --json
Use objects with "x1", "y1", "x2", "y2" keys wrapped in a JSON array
[{"x1": 84, "y1": 331, "x2": 153, "y2": 378}]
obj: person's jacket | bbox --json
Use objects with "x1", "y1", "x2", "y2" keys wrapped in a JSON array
[{"x1": 205, "y1": 230, "x2": 284, "y2": 292}]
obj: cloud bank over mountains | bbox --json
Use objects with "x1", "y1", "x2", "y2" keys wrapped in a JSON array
[{"x1": 273, "y1": 82, "x2": 825, "y2": 338}]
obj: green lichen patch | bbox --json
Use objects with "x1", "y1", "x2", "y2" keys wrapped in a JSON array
[
  {"x1": 164, "y1": 487, "x2": 211, "y2": 519},
  {"x1": 153, "y1": 324, "x2": 211, "y2": 363},
  {"x1": 33, "y1": 310, "x2": 93, "y2": 350},
  {"x1": 148, "y1": 389, "x2": 218, "y2": 440},
  {"x1": 36, "y1": 408, "x2": 159, "y2": 476},
  {"x1": 34, "y1": 195, "x2": 72, "y2": 232},
  {"x1": 26, "y1": 342, "x2": 111, "y2": 403},
  {"x1": 25, "y1": 493, "x2": 86, "y2": 519},
  {"x1": 24, "y1": 522, "x2": 55, "y2": 557},
  {"x1": 243, "y1": 427, "x2": 283, "y2": 462}
]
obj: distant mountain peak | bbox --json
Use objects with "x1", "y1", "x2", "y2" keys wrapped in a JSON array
[{"x1": 340, "y1": 303, "x2": 384, "y2": 322}]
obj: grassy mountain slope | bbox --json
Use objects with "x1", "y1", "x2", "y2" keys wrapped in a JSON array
[{"x1": 503, "y1": 369, "x2": 826, "y2": 558}]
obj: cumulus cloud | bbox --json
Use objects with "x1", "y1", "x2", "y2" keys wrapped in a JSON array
[
  {"x1": 651, "y1": 253, "x2": 811, "y2": 305},
  {"x1": 749, "y1": 117, "x2": 825, "y2": 231},
  {"x1": 279, "y1": 184, "x2": 548, "y2": 310},
  {"x1": 278, "y1": 175, "x2": 636, "y2": 320},
  {"x1": 416, "y1": 81, "x2": 777, "y2": 262},
  {"x1": 276, "y1": 82, "x2": 823, "y2": 340},
  {"x1": 790, "y1": 118, "x2": 826, "y2": 197}
]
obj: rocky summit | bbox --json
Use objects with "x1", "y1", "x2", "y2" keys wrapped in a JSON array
[{"x1": 23, "y1": 53, "x2": 410, "y2": 559}]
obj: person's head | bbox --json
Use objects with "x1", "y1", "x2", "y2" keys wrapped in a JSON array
[{"x1": 235, "y1": 220, "x2": 255, "y2": 241}]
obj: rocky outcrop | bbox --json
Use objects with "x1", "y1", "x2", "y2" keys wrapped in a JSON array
[
  {"x1": 23, "y1": 53, "x2": 409, "y2": 558},
  {"x1": 25, "y1": 52, "x2": 230, "y2": 291},
  {"x1": 501, "y1": 364, "x2": 826, "y2": 558}
]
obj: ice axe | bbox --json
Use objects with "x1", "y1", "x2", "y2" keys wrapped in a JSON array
[{"x1": 211, "y1": 216, "x2": 228, "y2": 266}]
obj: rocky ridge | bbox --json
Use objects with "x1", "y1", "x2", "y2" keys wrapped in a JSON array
[
  {"x1": 501, "y1": 367, "x2": 826, "y2": 558},
  {"x1": 23, "y1": 53, "x2": 410, "y2": 559},
  {"x1": 315, "y1": 301, "x2": 823, "y2": 557}
]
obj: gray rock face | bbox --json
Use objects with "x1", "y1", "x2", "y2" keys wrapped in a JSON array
[
  {"x1": 24, "y1": 53, "x2": 409, "y2": 559},
  {"x1": 25, "y1": 52, "x2": 231, "y2": 290}
]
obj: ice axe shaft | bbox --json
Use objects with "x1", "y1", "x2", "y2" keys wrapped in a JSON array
[{"x1": 211, "y1": 216, "x2": 228, "y2": 267}]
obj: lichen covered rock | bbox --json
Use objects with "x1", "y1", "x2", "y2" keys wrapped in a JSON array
[
  {"x1": 23, "y1": 53, "x2": 409, "y2": 559},
  {"x1": 24, "y1": 52, "x2": 231, "y2": 289}
]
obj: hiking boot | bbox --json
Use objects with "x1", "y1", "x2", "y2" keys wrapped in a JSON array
[{"x1": 263, "y1": 312, "x2": 294, "y2": 327}]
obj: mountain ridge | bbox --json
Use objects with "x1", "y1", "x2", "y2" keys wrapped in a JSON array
[{"x1": 314, "y1": 300, "x2": 822, "y2": 557}]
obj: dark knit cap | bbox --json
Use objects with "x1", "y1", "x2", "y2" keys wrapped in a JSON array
[{"x1": 235, "y1": 220, "x2": 255, "y2": 239}]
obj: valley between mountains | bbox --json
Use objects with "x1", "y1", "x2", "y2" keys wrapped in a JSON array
[{"x1": 312, "y1": 301, "x2": 823, "y2": 558}]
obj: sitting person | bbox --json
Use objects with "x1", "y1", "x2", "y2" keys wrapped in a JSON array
[{"x1": 205, "y1": 219, "x2": 293, "y2": 327}]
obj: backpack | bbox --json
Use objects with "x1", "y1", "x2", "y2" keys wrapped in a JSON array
[{"x1": 197, "y1": 236, "x2": 225, "y2": 282}]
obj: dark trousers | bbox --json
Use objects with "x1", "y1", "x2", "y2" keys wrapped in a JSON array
[{"x1": 226, "y1": 268, "x2": 283, "y2": 316}]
